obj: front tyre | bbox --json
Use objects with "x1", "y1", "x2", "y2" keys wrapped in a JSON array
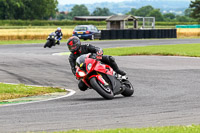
[
  {"x1": 44, "y1": 40, "x2": 50, "y2": 48},
  {"x1": 121, "y1": 80, "x2": 134, "y2": 97},
  {"x1": 90, "y1": 77, "x2": 114, "y2": 100}
]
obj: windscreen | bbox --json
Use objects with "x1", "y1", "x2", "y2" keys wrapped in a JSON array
[
  {"x1": 76, "y1": 54, "x2": 87, "y2": 69},
  {"x1": 50, "y1": 32, "x2": 56, "y2": 36},
  {"x1": 75, "y1": 26, "x2": 88, "y2": 31}
]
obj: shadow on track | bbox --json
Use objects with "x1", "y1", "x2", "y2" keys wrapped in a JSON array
[{"x1": 71, "y1": 96, "x2": 127, "y2": 102}]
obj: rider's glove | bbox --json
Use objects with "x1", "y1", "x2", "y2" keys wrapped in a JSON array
[{"x1": 96, "y1": 49, "x2": 103, "y2": 60}]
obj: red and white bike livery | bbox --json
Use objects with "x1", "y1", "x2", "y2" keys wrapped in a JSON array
[{"x1": 75, "y1": 53, "x2": 134, "y2": 99}]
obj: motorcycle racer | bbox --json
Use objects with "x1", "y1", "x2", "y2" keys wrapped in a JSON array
[
  {"x1": 55, "y1": 27, "x2": 63, "y2": 45},
  {"x1": 67, "y1": 36, "x2": 126, "y2": 91}
]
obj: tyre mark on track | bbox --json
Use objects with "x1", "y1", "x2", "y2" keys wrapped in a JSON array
[{"x1": 0, "y1": 68, "x2": 41, "y2": 84}]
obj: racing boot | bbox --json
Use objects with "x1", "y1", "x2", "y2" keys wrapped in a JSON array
[
  {"x1": 115, "y1": 68, "x2": 126, "y2": 76},
  {"x1": 55, "y1": 40, "x2": 60, "y2": 45},
  {"x1": 109, "y1": 57, "x2": 126, "y2": 76}
]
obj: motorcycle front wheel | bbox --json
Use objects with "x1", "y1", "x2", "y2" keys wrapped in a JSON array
[
  {"x1": 44, "y1": 40, "x2": 50, "y2": 48},
  {"x1": 90, "y1": 77, "x2": 114, "y2": 100},
  {"x1": 121, "y1": 80, "x2": 134, "y2": 97}
]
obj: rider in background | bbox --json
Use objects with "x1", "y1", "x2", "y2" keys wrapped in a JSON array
[
  {"x1": 55, "y1": 27, "x2": 63, "y2": 45},
  {"x1": 66, "y1": 36, "x2": 126, "y2": 91}
]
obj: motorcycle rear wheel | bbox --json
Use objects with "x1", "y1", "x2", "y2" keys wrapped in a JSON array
[
  {"x1": 121, "y1": 80, "x2": 134, "y2": 97},
  {"x1": 90, "y1": 77, "x2": 114, "y2": 100}
]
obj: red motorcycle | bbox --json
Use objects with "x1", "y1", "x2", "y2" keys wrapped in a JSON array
[{"x1": 75, "y1": 53, "x2": 134, "y2": 100}]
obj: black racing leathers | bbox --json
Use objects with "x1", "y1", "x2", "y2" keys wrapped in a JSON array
[
  {"x1": 69, "y1": 44, "x2": 102, "y2": 75},
  {"x1": 69, "y1": 43, "x2": 126, "y2": 77},
  {"x1": 55, "y1": 30, "x2": 63, "y2": 40}
]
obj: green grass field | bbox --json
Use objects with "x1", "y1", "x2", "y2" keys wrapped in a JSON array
[
  {"x1": 103, "y1": 43, "x2": 200, "y2": 57},
  {"x1": 53, "y1": 43, "x2": 200, "y2": 57},
  {"x1": 0, "y1": 83, "x2": 65, "y2": 101}
]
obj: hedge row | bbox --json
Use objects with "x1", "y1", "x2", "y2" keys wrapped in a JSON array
[
  {"x1": 156, "y1": 21, "x2": 199, "y2": 26},
  {"x1": 0, "y1": 20, "x2": 106, "y2": 26},
  {"x1": 0, "y1": 20, "x2": 199, "y2": 26}
]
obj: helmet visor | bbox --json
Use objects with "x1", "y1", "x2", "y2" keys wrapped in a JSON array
[{"x1": 68, "y1": 44, "x2": 78, "y2": 52}]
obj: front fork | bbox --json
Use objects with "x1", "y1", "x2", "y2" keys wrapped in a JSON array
[
  {"x1": 82, "y1": 73, "x2": 109, "y2": 89},
  {"x1": 89, "y1": 73, "x2": 109, "y2": 86}
]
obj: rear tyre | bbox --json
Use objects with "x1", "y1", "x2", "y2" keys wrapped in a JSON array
[
  {"x1": 121, "y1": 80, "x2": 134, "y2": 97},
  {"x1": 90, "y1": 77, "x2": 114, "y2": 100}
]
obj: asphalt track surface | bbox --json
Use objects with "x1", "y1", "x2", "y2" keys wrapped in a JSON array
[{"x1": 0, "y1": 39, "x2": 200, "y2": 132}]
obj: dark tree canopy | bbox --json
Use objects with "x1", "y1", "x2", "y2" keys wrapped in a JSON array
[
  {"x1": 184, "y1": 8, "x2": 192, "y2": 17},
  {"x1": 190, "y1": 0, "x2": 200, "y2": 21},
  {"x1": 66, "y1": 4, "x2": 90, "y2": 20},
  {"x1": 70, "y1": 5, "x2": 90, "y2": 17},
  {"x1": 126, "y1": 8, "x2": 137, "y2": 16},
  {"x1": 135, "y1": 5, "x2": 154, "y2": 17},
  {"x1": 92, "y1": 7, "x2": 112, "y2": 16},
  {"x1": 0, "y1": 0, "x2": 58, "y2": 20},
  {"x1": 147, "y1": 9, "x2": 164, "y2": 21},
  {"x1": 163, "y1": 13, "x2": 176, "y2": 20}
]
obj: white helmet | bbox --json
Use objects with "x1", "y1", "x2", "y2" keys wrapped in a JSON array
[{"x1": 57, "y1": 27, "x2": 61, "y2": 32}]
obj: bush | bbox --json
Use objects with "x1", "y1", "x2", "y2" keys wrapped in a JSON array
[
  {"x1": 156, "y1": 21, "x2": 198, "y2": 26},
  {"x1": 0, "y1": 20, "x2": 106, "y2": 26},
  {"x1": 0, "y1": 20, "x2": 198, "y2": 27}
]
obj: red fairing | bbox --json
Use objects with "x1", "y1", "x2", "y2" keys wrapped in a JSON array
[
  {"x1": 85, "y1": 58, "x2": 96, "y2": 72},
  {"x1": 84, "y1": 57, "x2": 113, "y2": 75},
  {"x1": 93, "y1": 61, "x2": 113, "y2": 75},
  {"x1": 75, "y1": 54, "x2": 113, "y2": 88}
]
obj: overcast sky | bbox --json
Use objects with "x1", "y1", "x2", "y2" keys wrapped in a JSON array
[
  {"x1": 58, "y1": 0, "x2": 190, "y2": 5},
  {"x1": 58, "y1": 0, "x2": 132, "y2": 5}
]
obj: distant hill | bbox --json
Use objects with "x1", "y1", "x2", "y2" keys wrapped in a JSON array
[{"x1": 59, "y1": 0, "x2": 191, "y2": 15}]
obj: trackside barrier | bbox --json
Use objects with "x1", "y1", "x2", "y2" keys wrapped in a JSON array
[
  {"x1": 100, "y1": 29, "x2": 177, "y2": 40},
  {"x1": 176, "y1": 25, "x2": 200, "y2": 28}
]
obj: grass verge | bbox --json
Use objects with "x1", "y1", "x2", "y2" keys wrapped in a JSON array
[
  {"x1": 0, "y1": 39, "x2": 69, "y2": 45},
  {"x1": 103, "y1": 43, "x2": 200, "y2": 57},
  {"x1": 0, "y1": 83, "x2": 66, "y2": 101},
  {"x1": 0, "y1": 40, "x2": 46, "y2": 45},
  {"x1": 36, "y1": 124, "x2": 200, "y2": 133},
  {"x1": 0, "y1": 39, "x2": 100, "y2": 45}
]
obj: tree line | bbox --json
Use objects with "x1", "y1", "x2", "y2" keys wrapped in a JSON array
[
  {"x1": 0, "y1": 0, "x2": 199, "y2": 22},
  {"x1": 59, "y1": 3, "x2": 199, "y2": 22},
  {"x1": 0, "y1": 0, "x2": 58, "y2": 20},
  {"x1": 126, "y1": 5, "x2": 196, "y2": 22},
  {"x1": 58, "y1": 5, "x2": 114, "y2": 20}
]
